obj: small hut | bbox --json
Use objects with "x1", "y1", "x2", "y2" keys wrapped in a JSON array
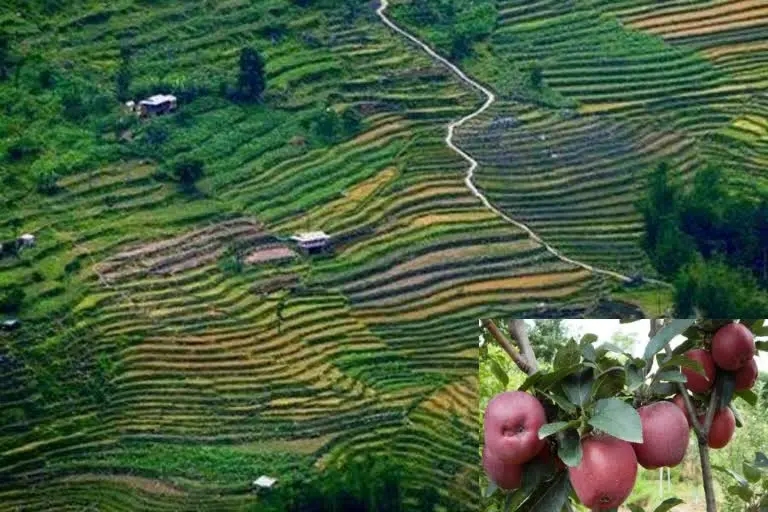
[
  {"x1": 138, "y1": 94, "x2": 177, "y2": 117},
  {"x1": 290, "y1": 231, "x2": 331, "y2": 255},
  {"x1": 17, "y1": 234, "x2": 35, "y2": 248},
  {"x1": 1, "y1": 319, "x2": 20, "y2": 331},
  {"x1": 252, "y1": 475, "x2": 277, "y2": 493}
]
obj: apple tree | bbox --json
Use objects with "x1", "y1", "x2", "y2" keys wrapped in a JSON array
[{"x1": 479, "y1": 319, "x2": 768, "y2": 512}]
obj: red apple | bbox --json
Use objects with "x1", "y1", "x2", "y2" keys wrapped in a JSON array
[
  {"x1": 482, "y1": 445, "x2": 522, "y2": 490},
  {"x1": 483, "y1": 391, "x2": 547, "y2": 464},
  {"x1": 682, "y1": 349, "x2": 716, "y2": 393},
  {"x1": 734, "y1": 358, "x2": 758, "y2": 391},
  {"x1": 632, "y1": 401, "x2": 690, "y2": 469},
  {"x1": 711, "y1": 323, "x2": 755, "y2": 371},
  {"x1": 569, "y1": 434, "x2": 638, "y2": 510},
  {"x1": 698, "y1": 408, "x2": 736, "y2": 449}
]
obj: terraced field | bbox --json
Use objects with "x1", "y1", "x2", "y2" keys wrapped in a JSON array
[
  {"x1": 391, "y1": 0, "x2": 768, "y2": 275},
  {"x1": 0, "y1": 1, "x2": 667, "y2": 510}
]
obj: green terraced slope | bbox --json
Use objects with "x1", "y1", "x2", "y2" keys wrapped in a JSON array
[
  {"x1": 391, "y1": 0, "x2": 768, "y2": 275},
  {"x1": 0, "y1": 0, "x2": 680, "y2": 510}
]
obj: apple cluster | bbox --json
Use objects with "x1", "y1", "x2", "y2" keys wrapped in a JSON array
[
  {"x1": 482, "y1": 322, "x2": 757, "y2": 511},
  {"x1": 675, "y1": 322, "x2": 758, "y2": 449}
]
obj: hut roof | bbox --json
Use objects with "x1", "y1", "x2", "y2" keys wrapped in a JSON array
[{"x1": 139, "y1": 94, "x2": 177, "y2": 106}]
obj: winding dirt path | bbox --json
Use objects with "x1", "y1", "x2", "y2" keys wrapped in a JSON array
[{"x1": 376, "y1": 0, "x2": 671, "y2": 289}]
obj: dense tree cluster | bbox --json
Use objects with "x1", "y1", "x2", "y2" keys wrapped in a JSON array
[
  {"x1": 638, "y1": 163, "x2": 768, "y2": 316},
  {"x1": 259, "y1": 454, "x2": 448, "y2": 512}
]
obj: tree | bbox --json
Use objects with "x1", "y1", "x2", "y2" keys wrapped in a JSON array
[
  {"x1": 674, "y1": 257, "x2": 768, "y2": 317},
  {"x1": 0, "y1": 32, "x2": 12, "y2": 81},
  {"x1": 639, "y1": 162, "x2": 768, "y2": 314},
  {"x1": 237, "y1": 47, "x2": 266, "y2": 102},
  {"x1": 527, "y1": 319, "x2": 569, "y2": 365},
  {"x1": 115, "y1": 45, "x2": 132, "y2": 101},
  {"x1": 480, "y1": 318, "x2": 768, "y2": 512},
  {"x1": 36, "y1": 169, "x2": 60, "y2": 195},
  {"x1": 0, "y1": 284, "x2": 25, "y2": 314},
  {"x1": 172, "y1": 158, "x2": 204, "y2": 190},
  {"x1": 530, "y1": 64, "x2": 544, "y2": 89}
]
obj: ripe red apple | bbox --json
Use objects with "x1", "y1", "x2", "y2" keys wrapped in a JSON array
[
  {"x1": 711, "y1": 322, "x2": 755, "y2": 371},
  {"x1": 632, "y1": 401, "x2": 690, "y2": 469},
  {"x1": 482, "y1": 445, "x2": 522, "y2": 490},
  {"x1": 672, "y1": 393, "x2": 693, "y2": 428},
  {"x1": 734, "y1": 358, "x2": 758, "y2": 391},
  {"x1": 682, "y1": 349, "x2": 716, "y2": 393},
  {"x1": 698, "y1": 408, "x2": 736, "y2": 449},
  {"x1": 483, "y1": 391, "x2": 547, "y2": 464},
  {"x1": 569, "y1": 435, "x2": 638, "y2": 510}
]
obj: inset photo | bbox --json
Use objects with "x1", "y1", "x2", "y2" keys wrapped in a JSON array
[{"x1": 480, "y1": 319, "x2": 768, "y2": 512}]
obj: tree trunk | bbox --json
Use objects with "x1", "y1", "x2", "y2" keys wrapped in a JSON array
[{"x1": 698, "y1": 439, "x2": 717, "y2": 512}]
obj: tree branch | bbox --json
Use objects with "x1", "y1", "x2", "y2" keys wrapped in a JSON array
[
  {"x1": 662, "y1": 329, "x2": 719, "y2": 512},
  {"x1": 482, "y1": 319, "x2": 536, "y2": 376},
  {"x1": 508, "y1": 319, "x2": 538, "y2": 373},
  {"x1": 698, "y1": 379, "x2": 720, "y2": 512}
]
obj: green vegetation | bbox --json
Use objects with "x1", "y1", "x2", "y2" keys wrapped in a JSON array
[
  {"x1": 391, "y1": 0, "x2": 768, "y2": 279},
  {"x1": 639, "y1": 163, "x2": 768, "y2": 316},
  {"x1": 3, "y1": 0, "x2": 763, "y2": 509},
  {"x1": 237, "y1": 47, "x2": 267, "y2": 103}
]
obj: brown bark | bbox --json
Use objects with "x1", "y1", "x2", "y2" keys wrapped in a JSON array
[{"x1": 482, "y1": 319, "x2": 536, "y2": 376}]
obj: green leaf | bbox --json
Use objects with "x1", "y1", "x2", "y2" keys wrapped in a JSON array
[
  {"x1": 562, "y1": 368, "x2": 594, "y2": 407},
  {"x1": 670, "y1": 337, "x2": 697, "y2": 356},
  {"x1": 655, "y1": 370, "x2": 687, "y2": 383},
  {"x1": 517, "y1": 472, "x2": 571, "y2": 512},
  {"x1": 627, "y1": 504, "x2": 646, "y2": 512},
  {"x1": 747, "y1": 320, "x2": 768, "y2": 337},
  {"x1": 644, "y1": 319, "x2": 696, "y2": 362},
  {"x1": 731, "y1": 405, "x2": 743, "y2": 428},
  {"x1": 505, "y1": 457, "x2": 550, "y2": 510},
  {"x1": 598, "y1": 343, "x2": 632, "y2": 356},
  {"x1": 659, "y1": 355, "x2": 703, "y2": 375},
  {"x1": 649, "y1": 381, "x2": 678, "y2": 397},
  {"x1": 588, "y1": 398, "x2": 643, "y2": 443},
  {"x1": 757, "y1": 341, "x2": 768, "y2": 352},
  {"x1": 713, "y1": 465, "x2": 748, "y2": 486},
  {"x1": 625, "y1": 362, "x2": 644, "y2": 392},
  {"x1": 682, "y1": 324, "x2": 702, "y2": 340},
  {"x1": 520, "y1": 365, "x2": 580, "y2": 392},
  {"x1": 718, "y1": 372, "x2": 737, "y2": 409},
  {"x1": 484, "y1": 480, "x2": 498, "y2": 498},
  {"x1": 592, "y1": 368, "x2": 626, "y2": 401},
  {"x1": 557, "y1": 429, "x2": 582, "y2": 467},
  {"x1": 653, "y1": 498, "x2": 684, "y2": 512},
  {"x1": 554, "y1": 339, "x2": 581, "y2": 370},
  {"x1": 755, "y1": 452, "x2": 768, "y2": 468},
  {"x1": 744, "y1": 462, "x2": 762, "y2": 483},
  {"x1": 582, "y1": 343, "x2": 596, "y2": 362},
  {"x1": 735, "y1": 389, "x2": 758, "y2": 406},
  {"x1": 545, "y1": 389, "x2": 578, "y2": 415},
  {"x1": 538, "y1": 421, "x2": 573, "y2": 440},
  {"x1": 490, "y1": 358, "x2": 509, "y2": 388},
  {"x1": 580, "y1": 333, "x2": 598, "y2": 345},
  {"x1": 728, "y1": 484, "x2": 753, "y2": 502}
]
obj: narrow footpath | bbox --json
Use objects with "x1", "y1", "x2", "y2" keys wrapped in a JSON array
[{"x1": 376, "y1": 0, "x2": 671, "y2": 288}]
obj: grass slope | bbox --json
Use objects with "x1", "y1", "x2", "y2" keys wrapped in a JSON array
[{"x1": 0, "y1": 1, "x2": 656, "y2": 510}]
